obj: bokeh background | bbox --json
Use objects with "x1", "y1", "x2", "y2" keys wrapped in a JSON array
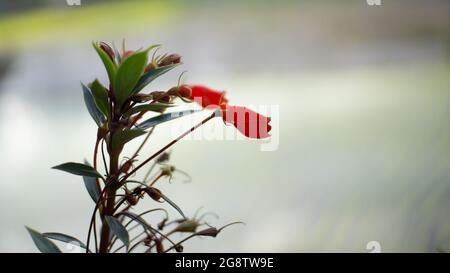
[{"x1": 1, "y1": 0, "x2": 450, "y2": 252}]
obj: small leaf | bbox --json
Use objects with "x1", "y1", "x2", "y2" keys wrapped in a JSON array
[
  {"x1": 52, "y1": 162, "x2": 103, "y2": 178},
  {"x1": 43, "y1": 232, "x2": 88, "y2": 250},
  {"x1": 26, "y1": 226, "x2": 62, "y2": 253},
  {"x1": 89, "y1": 79, "x2": 110, "y2": 118},
  {"x1": 124, "y1": 102, "x2": 174, "y2": 116},
  {"x1": 112, "y1": 128, "x2": 146, "y2": 149},
  {"x1": 133, "y1": 63, "x2": 179, "y2": 94},
  {"x1": 105, "y1": 215, "x2": 130, "y2": 248},
  {"x1": 159, "y1": 191, "x2": 186, "y2": 219},
  {"x1": 83, "y1": 176, "x2": 100, "y2": 203},
  {"x1": 82, "y1": 83, "x2": 106, "y2": 127},
  {"x1": 114, "y1": 50, "x2": 148, "y2": 106},
  {"x1": 136, "y1": 110, "x2": 201, "y2": 130},
  {"x1": 93, "y1": 42, "x2": 117, "y2": 84}
]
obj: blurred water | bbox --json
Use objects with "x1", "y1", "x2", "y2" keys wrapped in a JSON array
[{"x1": 0, "y1": 0, "x2": 450, "y2": 252}]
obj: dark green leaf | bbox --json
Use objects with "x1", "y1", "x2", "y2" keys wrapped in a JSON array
[
  {"x1": 133, "y1": 63, "x2": 179, "y2": 94},
  {"x1": 124, "y1": 102, "x2": 174, "y2": 116},
  {"x1": 43, "y1": 232, "x2": 88, "y2": 250},
  {"x1": 83, "y1": 176, "x2": 100, "y2": 203},
  {"x1": 52, "y1": 162, "x2": 103, "y2": 178},
  {"x1": 26, "y1": 226, "x2": 62, "y2": 253},
  {"x1": 82, "y1": 83, "x2": 106, "y2": 127},
  {"x1": 93, "y1": 42, "x2": 117, "y2": 84},
  {"x1": 136, "y1": 110, "x2": 201, "y2": 130},
  {"x1": 112, "y1": 128, "x2": 146, "y2": 149},
  {"x1": 89, "y1": 79, "x2": 110, "y2": 118},
  {"x1": 114, "y1": 50, "x2": 148, "y2": 106},
  {"x1": 105, "y1": 215, "x2": 129, "y2": 248}
]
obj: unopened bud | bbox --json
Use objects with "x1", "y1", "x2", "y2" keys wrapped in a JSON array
[
  {"x1": 144, "y1": 62, "x2": 157, "y2": 72},
  {"x1": 157, "y1": 218, "x2": 168, "y2": 230},
  {"x1": 167, "y1": 85, "x2": 192, "y2": 99},
  {"x1": 123, "y1": 50, "x2": 134, "y2": 59},
  {"x1": 145, "y1": 187, "x2": 162, "y2": 201},
  {"x1": 100, "y1": 42, "x2": 115, "y2": 62},
  {"x1": 175, "y1": 245, "x2": 184, "y2": 252},
  {"x1": 155, "y1": 238, "x2": 164, "y2": 253},
  {"x1": 158, "y1": 54, "x2": 182, "y2": 66},
  {"x1": 196, "y1": 227, "x2": 219, "y2": 237},
  {"x1": 174, "y1": 219, "x2": 199, "y2": 233},
  {"x1": 150, "y1": 91, "x2": 171, "y2": 103},
  {"x1": 156, "y1": 152, "x2": 171, "y2": 164}
]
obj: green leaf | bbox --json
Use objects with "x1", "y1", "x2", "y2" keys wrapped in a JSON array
[
  {"x1": 136, "y1": 110, "x2": 201, "y2": 130},
  {"x1": 124, "y1": 102, "x2": 174, "y2": 116},
  {"x1": 43, "y1": 232, "x2": 88, "y2": 250},
  {"x1": 105, "y1": 215, "x2": 130, "y2": 248},
  {"x1": 89, "y1": 79, "x2": 110, "y2": 118},
  {"x1": 83, "y1": 176, "x2": 100, "y2": 203},
  {"x1": 112, "y1": 128, "x2": 146, "y2": 149},
  {"x1": 93, "y1": 42, "x2": 117, "y2": 84},
  {"x1": 26, "y1": 226, "x2": 62, "y2": 253},
  {"x1": 82, "y1": 83, "x2": 106, "y2": 127},
  {"x1": 114, "y1": 50, "x2": 148, "y2": 106},
  {"x1": 52, "y1": 162, "x2": 103, "y2": 178},
  {"x1": 133, "y1": 63, "x2": 179, "y2": 94}
]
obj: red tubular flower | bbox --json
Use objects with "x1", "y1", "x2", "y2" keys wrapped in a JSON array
[
  {"x1": 189, "y1": 85, "x2": 228, "y2": 108},
  {"x1": 221, "y1": 105, "x2": 271, "y2": 139}
]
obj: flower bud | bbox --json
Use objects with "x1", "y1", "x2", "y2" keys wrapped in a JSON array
[
  {"x1": 175, "y1": 245, "x2": 184, "y2": 252},
  {"x1": 144, "y1": 187, "x2": 162, "y2": 201},
  {"x1": 196, "y1": 227, "x2": 219, "y2": 237},
  {"x1": 157, "y1": 218, "x2": 168, "y2": 230},
  {"x1": 99, "y1": 42, "x2": 115, "y2": 62},
  {"x1": 144, "y1": 62, "x2": 157, "y2": 72},
  {"x1": 174, "y1": 219, "x2": 199, "y2": 233},
  {"x1": 150, "y1": 91, "x2": 172, "y2": 103},
  {"x1": 158, "y1": 54, "x2": 182, "y2": 66},
  {"x1": 123, "y1": 50, "x2": 134, "y2": 59},
  {"x1": 131, "y1": 93, "x2": 153, "y2": 103},
  {"x1": 167, "y1": 85, "x2": 192, "y2": 99},
  {"x1": 156, "y1": 152, "x2": 171, "y2": 164},
  {"x1": 155, "y1": 238, "x2": 164, "y2": 253}
]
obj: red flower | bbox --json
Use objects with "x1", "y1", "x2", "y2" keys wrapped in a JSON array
[
  {"x1": 221, "y1": 105, "x2": 271, "y2": 139},
  {"x1": 189, "y1": 85, "x2": 228, "y2": 108}
]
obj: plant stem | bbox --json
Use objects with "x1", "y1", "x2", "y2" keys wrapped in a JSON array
[
  {"x1": 99, "y1": 147, "x2": 120, "y2": 253},
  {"x1": 121, "y1": 111, "x2": 217, "y2": 182}
]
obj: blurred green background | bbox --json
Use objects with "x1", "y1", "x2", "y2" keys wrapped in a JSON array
[{"x1": 1, "y1": 0, "x2": 450, "y2": 252}]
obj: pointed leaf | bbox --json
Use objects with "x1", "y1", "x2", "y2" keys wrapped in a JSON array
[
  {"x1": 136, "y1": 110, "x2": 201, "y2": 130},
  {"x1": 52, "y1": 162, "x2": 103, "y2": 178},
  {"x1": 124, "y1": 102, "x2": 174, "y2": 116},
  {"x1": 93, "y1": 42, "x2": 117, "y2": 84},
  {"x1": 89, "y1": 79, "x2": 110, "y2": 118},
  {"x1": 105, "y1": 215, "x2": 130, "y2": 247},
  {"x1": 114, "y1": 50, "x2": 148, "y2": 106},
  {"x1": 83, "y1": 176, "x2": 100, "y2": 203},
  {"x1": 82, "y1": 83, "x2": 106, "y2": 127},
  {"x1": 43, "y1": 232, "x2": 87, "y2": 250},
  {"x1": 159, "y1": 191, "x2": 186, "y2": 218},
  {"x1": 133, "y1": 63, "x2": 180, "y2": 94},
  {"x1": 112, "y1": 129, "x2": 146, "y2": 149},
  {"x1": 26, "y1": 226, "x2": 62, "y2": 253}
]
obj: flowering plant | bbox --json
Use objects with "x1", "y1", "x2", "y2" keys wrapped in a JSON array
[{"x1": 26, "y1": 42, "x2": 271, "y2": 253}]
